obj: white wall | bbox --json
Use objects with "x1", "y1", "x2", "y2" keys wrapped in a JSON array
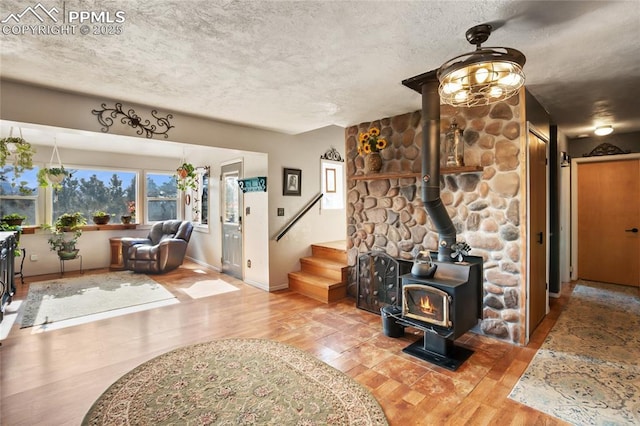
[
  {"x1": 557, "y1": 131, "x2": 571, "y2": 284},
  {"x1": 18, "y1": 228, "x2": 148, "y2": 277},
  {"x1": 267, "y1": 125, "x2": 346, "y2": 287},
  {"x1": 1, "y1": 80, "x2": 346, "y2": 289}
]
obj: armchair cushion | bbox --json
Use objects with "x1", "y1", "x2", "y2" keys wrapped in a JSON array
[{"x1": 121, "y1": 220, "x2": 193, "y2": 274}]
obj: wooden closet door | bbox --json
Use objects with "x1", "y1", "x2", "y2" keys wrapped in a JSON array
[
  {"x1": 577, "y1": 159, "x2": 640, "y2": 286},
  {"x1": 528, "y1": 131, "x2": 547, "y2": 334}
]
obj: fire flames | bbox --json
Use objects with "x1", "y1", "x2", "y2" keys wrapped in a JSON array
[{"x1": 419, "y1": 295, "x2": 436, "y2": 315}]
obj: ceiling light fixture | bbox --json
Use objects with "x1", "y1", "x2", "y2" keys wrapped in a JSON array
[
  {"x1": 438, "y1": 24, "x2": 526, "y2": 107},
  {"x1": 594, "y1": 125, "x2": 613, "y2": 136}
]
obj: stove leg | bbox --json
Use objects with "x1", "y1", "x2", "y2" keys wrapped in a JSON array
[
  {"x1": 402, "y1": 331, "x2": 474, "y2": 371},
  {"x1": 423, "y1": 331, "x2": 453, "y2": 355}
]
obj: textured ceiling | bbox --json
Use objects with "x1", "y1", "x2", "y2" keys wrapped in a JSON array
[{"x1": 1, "y1": 0, "x2": 639, "y2": 138}]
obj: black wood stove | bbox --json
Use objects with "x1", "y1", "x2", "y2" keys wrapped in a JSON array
[{"x1": 393, "y1": 258, "x2": 482, "y2": 371}]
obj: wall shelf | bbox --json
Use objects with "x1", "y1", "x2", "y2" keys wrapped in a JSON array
[{"x1": 349, "y1": 166, "x2": 483, "y2": 181}]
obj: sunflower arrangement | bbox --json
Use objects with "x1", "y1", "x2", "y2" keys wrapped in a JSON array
[{"x1": 357, "y1": 127, "x2": 388, "y2": 155}]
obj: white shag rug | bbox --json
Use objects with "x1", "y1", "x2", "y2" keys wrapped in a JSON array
[{"x1": 20, "y1": 271, "x2": 178, "y2": 328}]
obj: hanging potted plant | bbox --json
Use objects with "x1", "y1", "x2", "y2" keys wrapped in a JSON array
[
  {"x1": 0, "y1": 135, "x2": 36, "y2": 180},
  {"x1": 174, "y1": 162, "x2": 198, "y2": 191},
  {"x1": 37, "y1": 141, "x2": 70, "y2": 190},
  {"x1": 37, "y1": 166, "x2": 69, "y2": 190}
]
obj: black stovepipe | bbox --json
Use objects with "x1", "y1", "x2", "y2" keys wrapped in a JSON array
[{"x1": 421, "y1": 77, "x2": 456, "y2": 261}]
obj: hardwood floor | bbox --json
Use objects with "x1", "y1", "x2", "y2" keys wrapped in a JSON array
[{"x1": 0, "y1": 262, "x2": 571, "y2": 425}]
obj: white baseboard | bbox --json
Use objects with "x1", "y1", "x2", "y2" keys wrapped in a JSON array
[{"x1": 184, "y1": 256, "x2": 220, "y2": 272}]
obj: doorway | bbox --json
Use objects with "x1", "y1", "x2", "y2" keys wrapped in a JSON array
[
  {"x1": 527, "y1": 124, "x2": 548, "y2": 337},
  {"x1": 573, "y1": 155, "x2": 640, "y2": 287},
  {"x1": 221, "y1": 161, "x2": 243, "y2": 279}
]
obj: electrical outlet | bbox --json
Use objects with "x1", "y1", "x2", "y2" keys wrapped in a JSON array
[
  {"x1": 246, "y1": 206, "x2": 250, "y2": 215},
  {"x1": 247, "y1": 259, "x2": 251, "y2": 268},
  {"x1": 30, "y1": 254, "x2": 38, "y2": 261},
  {"x1": 277, "y1": 208, "x2": 284, "y2": 216}
]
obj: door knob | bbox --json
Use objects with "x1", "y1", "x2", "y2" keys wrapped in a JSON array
[{"x1": 625, "y1": 228, "x2": 639, "y2": 233}]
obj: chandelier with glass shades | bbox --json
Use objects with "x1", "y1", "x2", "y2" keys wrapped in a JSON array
[{"x1": 438, "y1": 24, "x2": 526, "y2": 107}]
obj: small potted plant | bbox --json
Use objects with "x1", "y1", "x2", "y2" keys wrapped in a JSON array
[
  {"x1": 92, "y1": 210, "x2": 111, "y2": 225},
  {"x1": 47, "y1": 231, "x2": 83, "y2": 260},
  {"x1": 0, "y1": 221, "x2": 24, "y2": 257},
  {"x1": 121, "y1": 201, "x2": 135, "y2": 224},
  {"x1": 0, "y1": 136, "x2": 36, "y2": 180},
  {"x1": 2, "y1": 213, "x2": 26, "y2": 226},
  {"x1": 174, "y1": 162, "x2": 198, "y2": 191},
  {"x1": 37, "y1": 166, "x2": 70, "y2": 190},
  {"x1": 43, "y1": 212, "x2": 87, "y2": 259},
  {"x1": 54, "y1": 212, "x2": 86, "y2": 230}
]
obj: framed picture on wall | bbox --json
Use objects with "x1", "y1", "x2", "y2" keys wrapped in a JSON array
[{"x1": 283, "y1": 168, "x2": 301, "y2": 196}]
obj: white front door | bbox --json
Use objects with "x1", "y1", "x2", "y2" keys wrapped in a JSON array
[{"x1": 221, "y1": 161, "x2": 243, "y2": 279}]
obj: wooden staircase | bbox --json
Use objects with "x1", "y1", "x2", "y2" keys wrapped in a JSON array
[{"x1": 288, "y1": 241, "x2": 348, "y2": 303}]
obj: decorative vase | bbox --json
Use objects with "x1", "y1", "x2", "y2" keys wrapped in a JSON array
[
  {"x1": 120, "y1": 215, "x2": 132, "y2": 224},
  {"x1": 444, "y1": 118, "x2": 464, "y2": 167},
  {"x1": 364, "y1": 152, "x2": 383, "y2": 174}
]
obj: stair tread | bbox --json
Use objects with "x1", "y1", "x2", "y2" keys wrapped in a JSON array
[
  {"x1": 311, "y1": 241, "x2": 346, "y2": 250},
  {"x1": 310, "y1": 241, "x2": 347, "y2": 263},
  {"x1": 288, "y1": 271, "x2": 345, "y2": 289},
  {"x1": 300, "y1": 257, "x2": 346, "y2": 268}
]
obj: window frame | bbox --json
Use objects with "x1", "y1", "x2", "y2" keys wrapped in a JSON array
[
  {"x1": 2, "y1": 164, "x2": 185, "y2": 226},
  {"x1": 186, "y1": 166, "x2": 210, "y2": 232},
  {"x1": 47, "y1": 163, "x2": 140, "y2": 224},
  {"x1": 0, "y1": 165, "x2": 41, "y2": 225},
  {"x1": 144, "y1": 170, "x2": 180, "y2": 223}
]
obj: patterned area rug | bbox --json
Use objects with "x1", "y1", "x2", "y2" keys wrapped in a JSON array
[
  {"x1": 21, "y1": 271, "x2": 177, "y2": 328},
  {"x1": 509, "y1": 281, "x2": 640, "y2": 425},
  {"x1": 83, "y1": 338, "x2": 388, "y2": 425}
]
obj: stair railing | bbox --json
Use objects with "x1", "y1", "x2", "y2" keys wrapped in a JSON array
[{"x1": 275, "y1": 192, "x2": 323, "y2": 241}]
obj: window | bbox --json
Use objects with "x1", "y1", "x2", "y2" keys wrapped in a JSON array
[
  {"x1": 223, "y1": 171, "x2": 239, "y2": 224},
  {"x1": 53, "y1": 167, "x2": 137, "y2": 221},
  {"x1": 321, "y1": 159, "x2": 344, "y2": 209},
  {"x1": 186, "y1": 166, "x2": 209, "y2": 229},
  {"x1": 146, "y1": 172, "x2": 178, "y2": 222},
  {"x1": 0, "y1": 166, "x2": 39, "y2": 225}
]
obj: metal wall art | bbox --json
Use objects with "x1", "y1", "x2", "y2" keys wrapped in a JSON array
[
  {"x1": 91, "y1": 102, "x2": 174, "y2": 139},
  {"x1": 320, "y1": 147, "x2": 344, "y2": 162},
  {"x1": 583, "y1": 142, "x2": 630, "y2": 157}
]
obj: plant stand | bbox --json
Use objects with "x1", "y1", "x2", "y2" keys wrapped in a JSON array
[
  {"x1": 59, "y1": 254, "x2": 82, "y2": 277},
  {"x1": 15, "y1": 248, "x2": 25, "y2": 284}
]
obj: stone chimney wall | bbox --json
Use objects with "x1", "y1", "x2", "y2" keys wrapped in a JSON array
[{"x1": 345, "y1": 94, "x2": 526, "y2": 345}]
